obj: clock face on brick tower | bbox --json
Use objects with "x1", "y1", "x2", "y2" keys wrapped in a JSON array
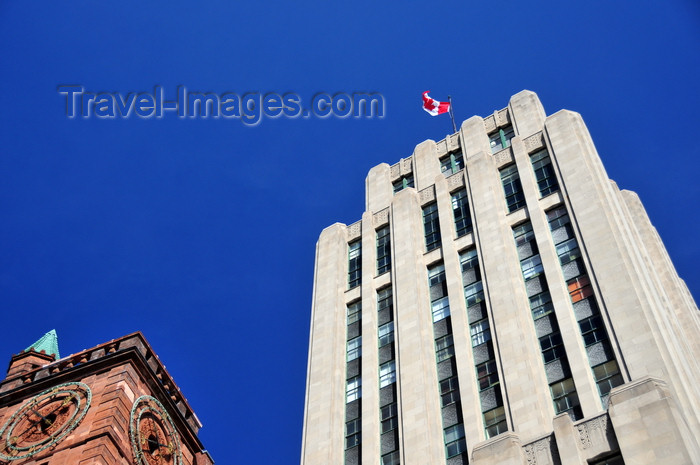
[
  {"x1": 0, "y1": 382, "x2": 91, "y2": 461},
  {"x1": 130, "y1": 396, "x2": 183, "y2": 465}
]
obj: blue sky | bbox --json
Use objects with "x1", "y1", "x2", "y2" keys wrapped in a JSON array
[{"x1": 0, "y1": 1, "x2": 698, "y2": 464}]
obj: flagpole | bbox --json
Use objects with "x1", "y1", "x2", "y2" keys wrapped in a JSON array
[{"x1": 448, "y1": 95, "x2": 457, "y2": 133}]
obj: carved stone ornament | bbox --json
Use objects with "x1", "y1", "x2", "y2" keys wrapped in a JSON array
[
  {"x1": 419, "y1": 186, "x2": 436, "y2": 204},
  {"x1": 447, "y1": 172, "x2": 465, "y2": 190},
  {"x1": 348, "y1": 220, "x2": 362, "y2": 240},
  {"x1": 494, "y1": 147, "x2": 515, "y2": 167},
  {"x1": 524, "y1": 131, "x2": 545, "y2": 153},
  {"x1": 390, "y1": 162, "x2": 400, "y2": 179},
  {"x1": 373, "y1": 208, "x2": 390, "y2": 227},
  {"x1": 401, "y1": 157, "x2": 413, "y2": 176},
  {"x1": 484, "y1": 115, "x2": 496, "y2": 133}
]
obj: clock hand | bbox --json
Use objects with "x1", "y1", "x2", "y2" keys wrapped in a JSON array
[
  {"x1": 29, "y1": 408, "x2": 52, "y2": 426},
  {"x1": 147, "y1": 438, "x2": 171, "y2": 449}
]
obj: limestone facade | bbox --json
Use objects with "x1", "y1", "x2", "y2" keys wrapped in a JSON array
[{"x1": 300, "y1": 91, "x2": 700, "y2": 465}]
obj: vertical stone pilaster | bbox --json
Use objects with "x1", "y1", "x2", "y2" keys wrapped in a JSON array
[
  {"x1": 508, "y1": 90, "x2": 546, "y2": 138},
  {"x1": 360, "y1": 211, "x2": 381, "y2": 465},
  {"x1": 366, "y1": 163, "x2": 392, "y2": 214},
  {"x1": 552, "y1": 413, "x2": 584, "y2": 465},
  {"x1": 412, "y1": 140, "x2": 440, "y2": 191},
  {"x1": 301, "y1": 223, "x2": 348, "y2": 465},
  {"x1": 391, "y1": 188, "x2": 445, "y2": 465}
]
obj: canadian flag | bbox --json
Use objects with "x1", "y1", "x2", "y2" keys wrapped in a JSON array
[{"x1": 422, "y1": 91, "x2": 450, "y2": 116}]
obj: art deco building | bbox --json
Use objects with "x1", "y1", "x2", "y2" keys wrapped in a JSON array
[
  {"x1": 0, "y1": 330, "x2": 213, "y2": 465},
  {"x1": 300, "y1": 91, "x2": 700, "y2": 465}
]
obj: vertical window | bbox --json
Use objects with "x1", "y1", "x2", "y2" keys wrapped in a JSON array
[
  {"x1": 500, "y1": 164, "x2": 526, "y2": 212},
  {"x1": 540, "y1": 332, "x2": 565, "y2": 363},
  {"x1": 380, "y1": 403, "x2": 398, "y2": 433},
  {"x1": 378, "y1": 322, "x2": 394, "y2": 347},
  {"x1": 593, "y1": 360, "x2": 623, "y2": 397},
  {"x1": 381, "y1": 451, "x2": 400, "y2": 465},
  {"x1": 376, "y1": 226, "x2": 391, "y2": 275},
  {"x1": 489, "y1": 125, "x2": 515, "y2": 153},
  {"x1": 435, "y1": 334, "x2": 455, "y2": 362},
  {"x1": 440, "y1": 150, "x2": 464, "y2": 175},
  {"x1": 346, "y1": 336, "x2": 362, "y2": 361},
  {"x1": 348, "y1": 240, "x2": 362, "y2": 289},
  {"x1": 483, "y1": 406, "x2": 507, "y2": 439},
  {"x1": 567, "y1": 275, "x2": 593, "y2": 303},
  {"x1": 392, "y1": 174, "x2": 414, "y2": 193},
  {"x1": 422, "y1": 203, "x2": 442, "y2": 251},
  {"x1": 345, "y1": 418, "x2": 361, "y2": 448},
  {"x1": 428, "y1": 264, "x2": 450, "y2": 322},
  {"x1": 347, "y1": 301, "x2": 362, "y2": 324},
  {"x1": 346, "y1": 376, "x2": 361, "y2": 403},
  {"x1": 550, "y1": 378, "x2": 581, "y2": 418},
  {"x1": 451, "y1": 188, "x2": 472, "y2": 237},
  {"x1": 530, "y1": 149, "x2": 559, "y2": 197},
  {"x1": 377, "y1": 287, "x2": 393, "y2": 314},
  {"x1": 439, "y1": 376, "x2": 460, "y2": 406},
  {"x1": 470, "y1": 319, "x2": 491, "y2": 346},
  {"x1": 529, "y1": 292, "x2": 553, "y2": 319},
  {"x1": 444, "y1": 424, "x2": 467, "y2": 458},
  {"x1": 476, "y1": 361, "x2": 499, "y2": 390},
  {"x1": 379, "y1": 360, "x2": 396, "y2": 387}
]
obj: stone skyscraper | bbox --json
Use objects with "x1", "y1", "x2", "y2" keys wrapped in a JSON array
[{"x1": 300, "y1": 91, "x2": 700, "y2": 465}]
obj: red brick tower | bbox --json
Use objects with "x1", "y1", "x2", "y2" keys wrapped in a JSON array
[{"x1": 0, "y1": 331, "x2": 214, "y2": 465}]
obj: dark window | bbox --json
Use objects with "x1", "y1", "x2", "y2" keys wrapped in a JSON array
[
  {"x1": 380, "y1": 402, "x2": 398, "y2": 433},
  {"x1": 530, "y1": 292, "x2": 554, "y2": 320},
  {"x1": 579, "y1": 315, "x2": 607, "y2": 346},
  {"x1": 530, "y1": 149, "x2": 559, "y2": 197},
  {"x1": 476, "y1": 360, "x2": 499, "y2": 391},
  {"x1": 422, "y1": 203, "x2": 442, "y2": 251},
  {"x1": 381, "y1": 451, "x2": 400, "y2": 465},
  {"x1": 377, "y1": 287, "x2": 393, "y2": 314},
  {"x1": 451, "y1": 188, "x2": 472, "y2": 237},
  {"x1": 345, "y1": 418, "x2": 361, "y2": 449},
  {"x1": 393, "y1": 174, "x2": 414, "y2": 193},
  {"x1": 440, "y1": 376, "x2": 460, "y2": 407},
  {"x1": 376, "y1": 226, "x2": 391, "y2": 275},
  {"x1": 441, "y1": 150, "x2": 464, "y2": 175},
  {"x1": 489, "y1": 125, "x2": 515, "y2": 153},
  {"x1": 500, "y1": 164, "x2": 526, "y2": 212},
  {"x1": 348, "y1": 241, "x2": 362, "y2": 289},
  {"x1": 540, "y1": 332, "x2": 565, "y2": 363}
]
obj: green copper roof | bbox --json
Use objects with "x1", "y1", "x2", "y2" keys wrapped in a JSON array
[{"x1": 25, "y1": 329, "x2": 60, "y2": 359}]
